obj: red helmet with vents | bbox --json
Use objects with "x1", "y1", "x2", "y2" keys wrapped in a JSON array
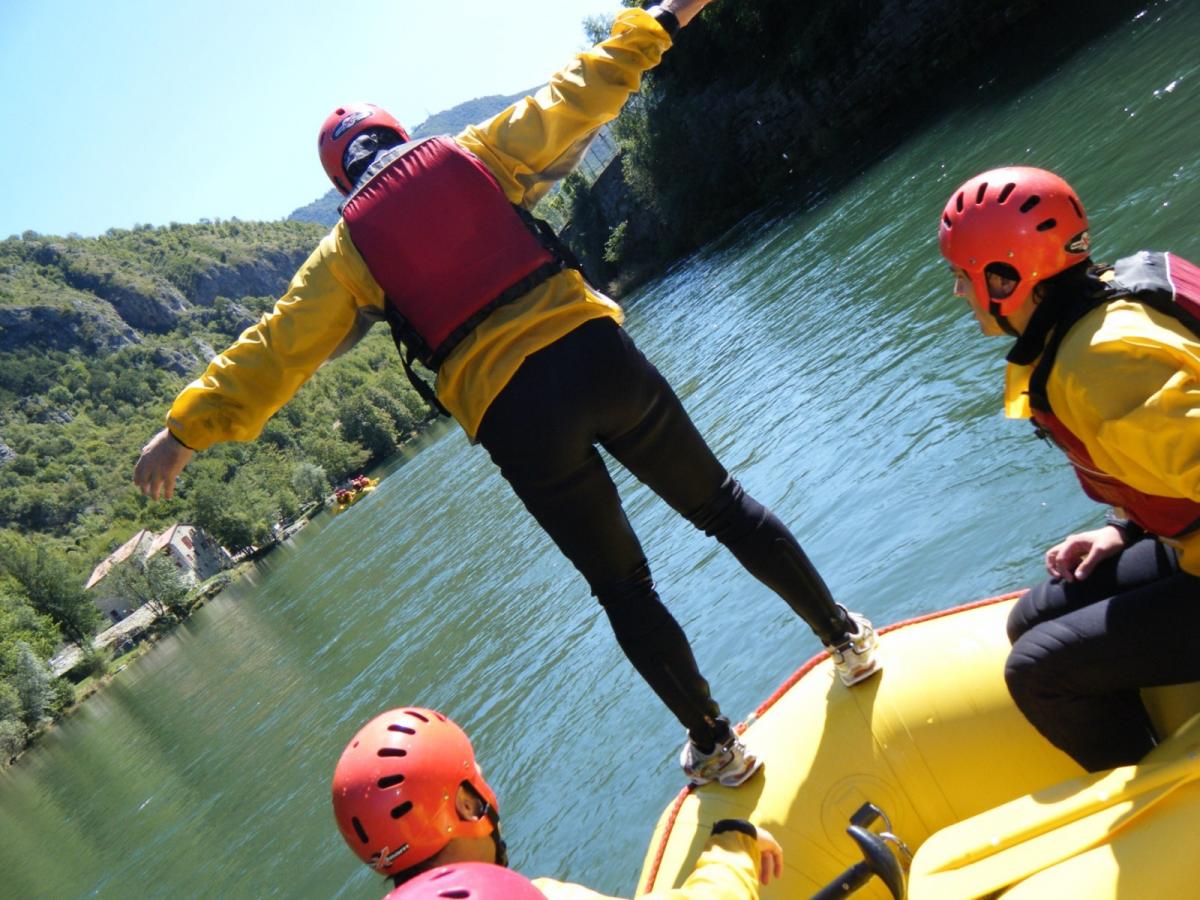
[
  {"x1": 331, "y1": 708, "x2": 499, "y2": 876},
  {"x1": 318, "y1": 102, "x2": 409, "y2": 195},
  {"x1": 939, "y1": 166, "x2": 1090, "y2": 317},
  {"x1": 383, "y1": 863, "x2": 546, "y2": 900}
]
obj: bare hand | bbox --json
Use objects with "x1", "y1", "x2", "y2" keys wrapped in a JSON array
[
  {"x1": 660, "y1": 0, "x2": 715, "y2": 29},
  {"x1": 1045, "y1": 526, "x2": 1127, "y2": 582},
  {"x1": 755, "y1": 826, "x2": 784, "y2": 885},
  {"x1": 133, "y1": 429, "x2": 194, "y2": 500}
]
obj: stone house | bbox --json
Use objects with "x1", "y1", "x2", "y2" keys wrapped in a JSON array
[{"x1": 85, "y1": 524, "x2": 231, "y2": 622}]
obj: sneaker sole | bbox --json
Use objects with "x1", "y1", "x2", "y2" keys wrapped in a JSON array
[
  {"x1": 837, "y1": 658, "x2": 883, "y2": 687},
  {"x1": 717, "y1": 754, "x2": 764, "y2": 787},
  {"x1": 688, "y1": 753, "x2": 764, "y2": 788}
]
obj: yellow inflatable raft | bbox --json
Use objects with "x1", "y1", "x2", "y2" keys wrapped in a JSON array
[
  {"x1": 636, "y1": 595, "x2": 1200, "y2": 898},
  {"x1": 332, "y1": 478, "x2": 379, "y2": 513}
]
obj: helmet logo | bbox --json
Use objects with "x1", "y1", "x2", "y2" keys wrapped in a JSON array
[
  {"x1": 369, "y1": 842, "x2": 410, "y2": 871},
  {"x1": 333, "y1": 110, "x2": 373, "y2": 140},
  {"x1": 1066, "y1": 230, "x2": 1091, "y2": 254}
]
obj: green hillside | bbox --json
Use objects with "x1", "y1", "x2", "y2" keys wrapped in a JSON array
[{"x1": 0, "y1": 221, "x2": 436, "y2": 567}]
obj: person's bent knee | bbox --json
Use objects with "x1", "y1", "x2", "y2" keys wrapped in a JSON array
[
  {"x1": 1003, "y1": 642, "x2": 1041, "y2": 704},
  {"x1": 1006, "y1": 580, "x2": 1059, "y2": 644}
]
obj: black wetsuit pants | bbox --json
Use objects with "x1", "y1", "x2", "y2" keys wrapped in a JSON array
[
  {"x1": 1005, "y1": 537, "x2": 1200, "y2": 772},
  {"x1": 476, "y1": 318, "x2": 847, "y2": 746}
]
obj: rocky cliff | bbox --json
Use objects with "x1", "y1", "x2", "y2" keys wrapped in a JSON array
[{"x1": 0, "y1": 222, "x2": 321, "y2": 355}]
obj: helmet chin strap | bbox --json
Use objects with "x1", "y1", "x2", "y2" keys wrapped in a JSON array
[
  {"x1": 989, "y1": 300, "x2": 1021, "y2": 337},
  {"x1": 483, "y1": 802, "x2": 508, "y2": 868}
]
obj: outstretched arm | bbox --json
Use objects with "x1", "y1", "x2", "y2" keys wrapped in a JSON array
[{"x1": 458, "y1": 1, "x2": 718, "y2": 208}]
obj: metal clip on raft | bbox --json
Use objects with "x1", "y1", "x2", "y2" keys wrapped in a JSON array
[{"x1": 811, "y1": 803, "x2": 911, "y2": 900}]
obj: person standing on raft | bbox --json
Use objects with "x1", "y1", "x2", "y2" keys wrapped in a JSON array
[
  {"x1": 939, "y1": 165, "x2": 1200, "y2": 772},
  {"x1": 133, "y1": 0, "x2": 880, "y2": 787},
  {"x1": 332, "y1": 707, "x2": 783, "y2": 895}
]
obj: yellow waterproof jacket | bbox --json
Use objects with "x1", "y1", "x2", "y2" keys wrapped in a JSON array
[
  {"x1": 1004, "y1": 297, "x2": 1200, "y2": 573},
  {"x1": 166, "y1": 8, "x2": 672, "y2": 448},
  {"x1": 530, "y1": 829, "x2": 762, "y2": 899}
]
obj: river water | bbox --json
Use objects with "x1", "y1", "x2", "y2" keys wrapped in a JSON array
[{"x1": 3, "y1": 4, "x2": 1199, "y2": 897}]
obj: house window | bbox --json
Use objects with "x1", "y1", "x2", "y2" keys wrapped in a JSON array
[{"x1": 182, "y1": 535, "x2": 194, "y2": 550}]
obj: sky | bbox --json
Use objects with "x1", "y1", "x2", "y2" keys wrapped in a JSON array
[{"x1": 0, "y1": 0, "x2": 625, "y2": 238}]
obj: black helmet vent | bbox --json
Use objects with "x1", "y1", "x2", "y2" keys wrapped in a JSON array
[
  {"x1": 391, "y1": 800, "x2": 413, "y2": 820},
  {"x1": 1019, "y1": 195, "x2": 1041, "y2": 214},
  {"x1": 998, "y1": 183, "x2": 1017, "y2": 204},
  {"x1": 1036, "y1": 218, "x2": 1058, "y2": 232},
  {"x1": 352, "y1": 817, "x2": 370, "y2": 844}
]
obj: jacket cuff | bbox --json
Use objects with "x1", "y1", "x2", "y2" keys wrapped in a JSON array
[
  {"x1": 712, "y1": 819, "x2": 757, "y2": 840},
  {"x1": 167, "y1": 427, "x2": 198, "y2": 452},
  {"x1": 1104, "y1": 511, "x2": 1146, "y2": 544},
  {"x1": 641, "y1": 3, "x2": 681, "y2": 38}
]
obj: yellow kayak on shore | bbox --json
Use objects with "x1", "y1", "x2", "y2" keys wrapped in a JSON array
[{"x1": 636, "y1": 595, "x2": 1200, "y2": 899}]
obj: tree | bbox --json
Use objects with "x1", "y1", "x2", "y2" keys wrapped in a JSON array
[
  {"x1": 11, "y1": 641, "x2": 51, "y2": 728},
  {"x1": 0, "y1": 536, "x2": 99, "y2": 648},
  {"x1": 292, "y1": 461, "x2": 329, "y2": 504},
  {"x1": 340, "y1": 397, "x2": 399, "y2": 461},
  {"x1": 108, "y1": 553, "x2": 190, "y2": 620},
  {"x1": 0, "y1": 592, "x2": 60, "y2": 658},
  {"x1": 0, "y1": 681, "x2": 19, "y2": 721},
  {"x1": 0, "y1": 716, "x2": 26, "y2": 764},
  {"x1": 299, "y1": 433, "x2": 371, "y2": 484}
]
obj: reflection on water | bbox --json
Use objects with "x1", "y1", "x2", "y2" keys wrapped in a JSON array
[{"x1": 3, "y1": 5, "x2": 1199, "y2": 897}]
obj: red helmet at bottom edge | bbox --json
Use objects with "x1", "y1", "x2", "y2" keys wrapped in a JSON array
[{"x1": 332, "y1": 708, "x2": 499, "y2": 876}]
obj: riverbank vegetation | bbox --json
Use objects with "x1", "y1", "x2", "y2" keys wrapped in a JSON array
[
  {"x1": 0, "y1": 223, "x2": 437, "y2": 763},
  {"x1": 552, "y1": 0, "x2": 1147, "y2": 288},
  {"x1": 0, "y1": 224, "x2": 436, "y2": 563},
  {"x1": 0, "y1": 550, "x2": 248, "y2": 765}
]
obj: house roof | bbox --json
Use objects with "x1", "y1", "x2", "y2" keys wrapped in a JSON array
[
  {"x1": 85, "y1": 529, "x2": 155, "y2": 589},
  {"x1": 147, "y1": 523, "x2": 186, "y2": 557}
]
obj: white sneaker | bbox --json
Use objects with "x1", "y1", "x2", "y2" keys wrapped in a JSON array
[
  {"x1": 827, "y1": 611, "x2": 881, "y2": 686},
  {"x1": 679, "y1": 730, "x2": 762, "y2": 787}
]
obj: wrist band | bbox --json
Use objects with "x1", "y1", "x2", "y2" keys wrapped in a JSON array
[
  {"x1": 712, "y1": 818, "x2": 758, "y2": 840},
  {"x1": 643, "y1": 4, "x2": 681, "y2": 38}
]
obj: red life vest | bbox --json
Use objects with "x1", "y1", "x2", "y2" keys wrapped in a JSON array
[
  {"x1": 342, "y1": 136, "x2": 573, "y2": 376},
  {"x1": 1026, "y1": 251, "x2": 1200, "y2": 537}
]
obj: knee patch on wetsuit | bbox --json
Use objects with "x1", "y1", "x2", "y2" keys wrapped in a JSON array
[
  {"x1": 596, "y1": 564, "x2": 672, "y2": 640},
  {"x1": 686, "y1": 476, "x2": 764, "y2": 543}
]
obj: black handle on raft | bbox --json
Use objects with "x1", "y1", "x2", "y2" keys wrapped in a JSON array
[{"x1": 810, "y1": 804, "x2": 907, "y2": 900}]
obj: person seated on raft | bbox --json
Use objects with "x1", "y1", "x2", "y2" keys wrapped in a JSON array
[
  {"x1": 332, "y1": 708, "x2": 783, "y2": 897},
  {"x1": 939, "y1": 165, "x2": 1200, "y2": 773}
]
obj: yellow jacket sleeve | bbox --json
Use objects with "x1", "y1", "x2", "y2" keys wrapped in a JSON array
[
  {"x1": 164, "y1": 8, "x2": 672, "y2": 449},
  {"x1": 166, "y1": 224, "x2": 385, "y2": 450},
  {"x1": 456, "y1": 7, "x2": 672, "y2": 209},
  {"x1": 531, "y1": 830, "x2": 760, "y2": 900},
  {"x1": 1048, "y1": 300, "x2": 1200, "y2": 571}
]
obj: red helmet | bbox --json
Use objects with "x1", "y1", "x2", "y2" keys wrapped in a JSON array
[
  {"x1": 332, "y1": 708, "x2": 499, "y2": 876},
  {"x1": 318, "y1": 102, "x2": 410, "y2": 195},
  {"x1": 939, "y1": 166, "x2": 1090, "y2": 317},
  {"x1": 382, "y1": 863, "x2": 546, "y2": 900}
]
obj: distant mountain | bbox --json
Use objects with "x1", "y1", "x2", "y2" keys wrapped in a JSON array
[{"x1": 288, "y1": 89, "x2": 537, "y2": 229}]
